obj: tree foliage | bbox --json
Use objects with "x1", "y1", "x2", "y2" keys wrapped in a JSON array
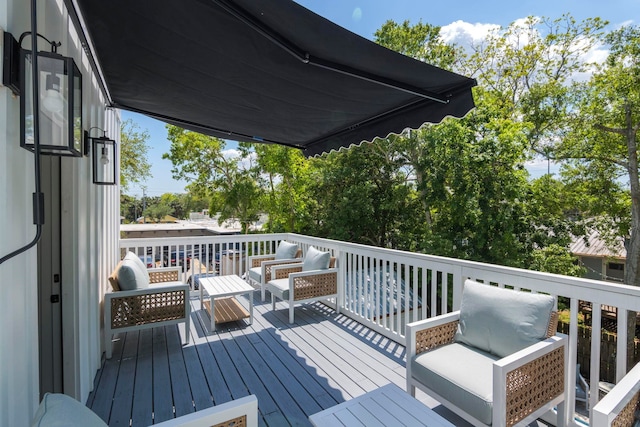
[
  {"x1": 120, "y1": 119, "x2": 152, "y2": 191},
  {"x1": 152, "y1": 16, "x2": 638, "y2": 286},
  {"x1": 162, "y1": 126, "x2": 262, "y2": 232}
]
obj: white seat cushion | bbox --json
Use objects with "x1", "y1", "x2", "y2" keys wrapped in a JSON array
[
  {"x1": 411, "y1": 342, "x2": 499, "y2": 425},
  {"x1": 248, "y1": 267, "x2": 262, "y2": 284},
  {"x1": 266, "y1": 278, "x2": 290, "y2": 300}
]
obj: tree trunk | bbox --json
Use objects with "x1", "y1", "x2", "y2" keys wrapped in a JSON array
[
  {"x1": 624, "y1": 101, "x2": 639, "y2": 373},
  {"x1": 413, "y1": 166, "x2": 433, "y2": 227}
]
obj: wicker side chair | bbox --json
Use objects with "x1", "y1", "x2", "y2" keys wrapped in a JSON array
[
  {"x1": 406, "y1": 279, "x2": 567, "y2": 427},
  {"x1": 105, "y1": 257, "x2": 190, "y2": 359},
  {"x1": 32, "y1": 392, "x2": 258, "y2": 427},
  {"x1": 266, "y1": 247, "x2": 338, "y2": 324},
  {"x1": 247, "y1": 246, "x2": 302, "y2": 301},
  {"x1": 592, "y1": 362, "x2": 640, "y2": 427}
]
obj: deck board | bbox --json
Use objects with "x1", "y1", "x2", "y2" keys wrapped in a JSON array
[
  {"x1": 131, "y1": 329, "x2": 153, "y2": 427},
  {"x1": 166, "y1": 326, "x2": 194, "y2": 417},
  {"x1": 152, "y1": 327, "x2": 174, "y2": 423},
  {"x1": 88, "y1": 292, "x2": 480, "y2": 426},
  {"x1": 109, "y1": 331, "x2": 138, "y2": 426}
]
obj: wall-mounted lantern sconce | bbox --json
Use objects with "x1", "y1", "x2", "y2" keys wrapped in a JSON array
[
  {"x1": 3, "y1": 32, "x2": 83, "y2": 157},
  {"x1": 85, "y1": 129, "x2": 117, "y2": 185}
]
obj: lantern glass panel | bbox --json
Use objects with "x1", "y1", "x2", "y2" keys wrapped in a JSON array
[
  {"x1": 20, "y1": 50, "x2": 82, "y2": 157},
  {"x1": 92, "y1": 137, "x2": 117, "y2": 185}
]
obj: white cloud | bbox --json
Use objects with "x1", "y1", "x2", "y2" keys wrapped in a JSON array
[
  {"x1": 439, "y1": 20, "x2": 500, "y2": 50},
  {"x1": 440, "y1": 17, "x2": 610, "y2": 83},
  {"x1": 222, "y1": 148, "x2": 256, "y2": 170}
]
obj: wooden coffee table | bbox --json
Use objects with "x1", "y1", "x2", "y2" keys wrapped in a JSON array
[
  {"x1": 198, "y1": 275, "x2": 254, "y2": 331},
  {"x1": 309, "y1": 383, "x2": 454, "y2": 426}
]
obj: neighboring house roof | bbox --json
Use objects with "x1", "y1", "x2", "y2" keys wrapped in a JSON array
[{"x1": 569, "y1": 230, "x2": 626, "y2": 259}]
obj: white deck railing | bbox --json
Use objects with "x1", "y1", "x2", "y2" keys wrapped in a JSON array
[{"x1": 120, "y1": 232, "x2": 640, "y2": 425}]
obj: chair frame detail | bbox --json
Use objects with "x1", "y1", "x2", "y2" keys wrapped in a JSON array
[
  {"x1": 592, "y1": 362, "x2": 640, "y2": 427},
  {"x1": 246, "y1": 249, "x2": 302, "y2": 301},
  {"x1": 104, "y1": 267, "x2": 190, "y2": 359},
  {"x1": 406, "y1": 311, "x2": 568, "y2": 427},
  {"x1": 268, "y1": 260, "x2": 339, "y2": 323}
]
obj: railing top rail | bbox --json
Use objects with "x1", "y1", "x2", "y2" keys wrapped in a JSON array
[{"x1": 119, "y1": 232, "x2": 640, "y2": 311}]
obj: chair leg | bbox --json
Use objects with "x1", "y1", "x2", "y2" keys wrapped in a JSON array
[
  {"x1": 261, "y1": 285, "x2": 265, "y2": 302},
  {"x1": 271, "y1": 294, "x2": 276, "y2": 310},
  {"x1": 105, "y1": 332, "x2": 112, "y2": 359},
  {"x1": 289, "y1": 306, "x2": 295, "y2": 324},
  {"x1": 409, "y1": 384, "x2": 416, "y2": 397}
]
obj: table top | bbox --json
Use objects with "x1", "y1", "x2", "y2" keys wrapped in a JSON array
[
  {"x1": 199, "y1": 274, "x2": 254, "y2": 298},
  {"x1": 309, "y1": 383, "x2": 454, "y2": 427}
]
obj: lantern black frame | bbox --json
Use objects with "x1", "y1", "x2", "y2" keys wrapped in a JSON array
[
  {"x1": 85, "y1": 131, "x2": 117, "y2": 185},
  {"x1": 19, "y1": 44, "x2": 83, "y2": 157}
]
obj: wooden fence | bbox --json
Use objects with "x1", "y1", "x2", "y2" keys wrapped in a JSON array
[{"x1": 558, "y1": 322, "x2": 640, "y2": 383}]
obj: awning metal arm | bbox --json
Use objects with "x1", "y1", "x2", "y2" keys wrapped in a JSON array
[{"x1": 213, "y1": 0, "x2": 450, "y2": 104}]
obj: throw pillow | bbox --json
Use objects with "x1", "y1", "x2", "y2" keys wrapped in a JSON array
[
  {"x1": 117, "y1": 258, "x2": 150, "y2": 290},
  {"x1": 302, "y1": 246, "x2": 331, "y2": 271},
  {"x1": 275, "y1": 241, "x2": 298, "y2": 260}
]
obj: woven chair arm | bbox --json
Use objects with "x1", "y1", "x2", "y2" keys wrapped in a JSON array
[
  {"x1": 262, "y1": 258, "x2": 304, "y2": 280},
  {"x1": 249, "y1": 254, "x2": 276, "y2": 268},
  {"x1": 272, "y1": 263, "x2": 304, "y2": 279},
  {"x1": 593, "y1": 361, "x2": 640, "y2": 427},
  {"x1": 106, "y1": 283, "x2": 189, "y2": 298},
  {"x1": 414, "y1": 320, "x2": 459, "y2": 355},
  {"x1": 148, "y1": 267, "x2": 182, "y2": 283},
  {"x1": 289, "y1": 269, "x2": 338, "y2": 301},
  {"x1": 107, "y1": 285, "x2": 189, "y2": 330},
  {"x1": 406, "y1": 311, "x2": 461, "y2": 356},
  {"x1": 495, "y1": 335, "x2": 566, "y2": 427}
]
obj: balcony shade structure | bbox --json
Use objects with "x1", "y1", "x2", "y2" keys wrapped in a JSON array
[{"x1": 72, "y1": 0, "x2": 477, "y2": 157}]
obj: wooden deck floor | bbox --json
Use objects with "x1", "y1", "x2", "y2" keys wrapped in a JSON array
[{"x1": 87, "y1": 292, "x2": 547, "y2": 427}]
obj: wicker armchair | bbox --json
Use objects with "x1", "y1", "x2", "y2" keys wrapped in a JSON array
[
  {"x1": 406, "y1": 280, "x2": 567, "y2": 427},
  {"x1": 104, "y1": 266, "x2": 190, "y2": 359},
  {"x1": 265, "y1": 248, "x2": 338, "y2": 324},
  {"x1": 592, "y1": 362, "x2": 640, "y2": 426},
  {"x1": 32, "y1": 392, "x2": 258, "y2": 427},
  {"x1": 247, "y1": 248, "x2": 302, "y2": 301}
]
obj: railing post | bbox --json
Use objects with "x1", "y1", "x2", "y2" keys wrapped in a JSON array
[
  {"x1": 338, "y1": 250, "x2": 347, "y2": 314},
  {"x1": 452, "y1": 265, "x2": 464, "y2": 312}
]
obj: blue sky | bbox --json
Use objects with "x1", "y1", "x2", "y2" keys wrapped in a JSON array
[{"x1": 123, "y1": 0, "x2": 639, "y2": 197}]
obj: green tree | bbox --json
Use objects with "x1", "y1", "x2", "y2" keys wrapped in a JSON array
[
  {"x1": 308, "y1": 139, "x2": 424, "y2": 249},
  {"x1": 530, "y1": 244, "x2": 586, "y2": 277},
  {"x1": 143, "y1": 200, "x2": 172, "y2": 222},
  {"x1": 251, "y1": 144, "x2": 313, "y2": 232},
  {"x1": 556, "y1": 25, "x2": 640, "y2": 365},
  {"x1": 162, "y1": 126, "x2": 262, "y2": 231},
  {"x1": 120, "y1": 194, "x2": 143, "y2": 223},
  {"x1": 120, "y1": 119, "x2": 152, "y2": 192}
]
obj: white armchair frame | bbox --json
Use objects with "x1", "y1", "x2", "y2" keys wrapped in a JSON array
[
  {"x1": 104, "y1": 267, "x2": 190, "y2": 359},
  {"x1": 267, "y1": 260, "x2": 339, "y2": 323},
  {"x1": 246, "y1": 250, "x2": 302, "y2": 301},
  {"x1": 154, "y1": 395, "x2": 258, "y2": 427},
  {"x1": 592, "y1": 362, "x2": 640, "y2": 426},
  {"x1": 406, "y1": 311, "x2": 567, "y2": 427}
]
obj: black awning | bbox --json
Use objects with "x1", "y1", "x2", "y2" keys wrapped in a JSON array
[{"x1": 74, "y1": 0, "x2": 476, "y2": 157}]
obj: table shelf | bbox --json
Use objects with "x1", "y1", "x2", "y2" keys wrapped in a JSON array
[{"x1": 203, "y1": 297, "x2": 250, "y2": 324}]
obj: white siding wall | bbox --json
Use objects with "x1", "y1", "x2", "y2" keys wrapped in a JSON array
[{"x1": 0, "y1": 1, "x2": 120, "y2": 425}]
